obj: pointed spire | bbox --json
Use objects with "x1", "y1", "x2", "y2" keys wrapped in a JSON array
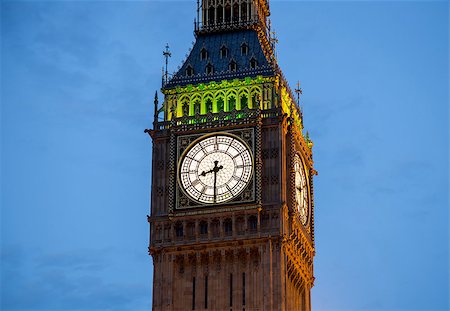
[
  {"x1": 153, "y1": 91, "x2": 159, "y2": 129},
  {"x1": 294, "y1": 81, "x2": 303, "y2": 104},
  {"x1": 295, "y1": 81, "x2": 304, "y2": 123}
]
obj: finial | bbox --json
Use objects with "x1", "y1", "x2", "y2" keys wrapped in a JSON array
[
  {"x1": 153, "y1": 91, "x2": 159, "y2": 129},
  {"x1": 295, "y1": 81, "x2": 304, "y2": 123},
  {"x1": 294, "y1": 81, "x2": 303, "y2": 104},
  {"x1": 163, "y1": 44, "x2": 172, "y2": 85},
  {"x1": 196, "y1": 0, "x2": 201, "y2": 30},
  {"x1": 270, "y1": 31, "x2": 278, "y2": 47}
]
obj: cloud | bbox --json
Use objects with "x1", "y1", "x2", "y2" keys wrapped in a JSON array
[{"x1": 1, "y1": 245, "x2": 151, "y2": 311}]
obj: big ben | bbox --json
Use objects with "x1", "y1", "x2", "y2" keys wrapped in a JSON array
[{"x1": 145, "y1": 0, "x2": 316, "y2": 310}]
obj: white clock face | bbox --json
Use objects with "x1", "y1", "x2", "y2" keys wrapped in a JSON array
[
  {"x1": 179, "y1": 134, "x2": 253, "y2": 204},
  {"x1": 294, "y1": 154, "x2": 309, "y2": 225}
]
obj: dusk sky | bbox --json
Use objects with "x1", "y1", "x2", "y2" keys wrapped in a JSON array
[{"x1": 1, "y1": 1, "x2": 448, "y2": 310}]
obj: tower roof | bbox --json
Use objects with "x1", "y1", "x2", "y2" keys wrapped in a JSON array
[{"x1": 165, "y1": 30, "x2": 275, "y2": 88}]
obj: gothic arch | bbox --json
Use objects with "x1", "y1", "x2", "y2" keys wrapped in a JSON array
[
  {"x1": 250, "y1": 86, "x2": 262, "y2": 108},
  {"x1": 203, "y1": 93, "x2": 214, "y2": 114},
  {"x1": 190, "y1": 94, "x2": 202, "y2": 115},
  {"x1": 179, "y1": 95, "x2": 190, "y2": 116},
  {"x1": 225, "y1": 89, "x2": 238, "y2": 111},
  {"x1": 239, "y1": 91, "x2": 249, "y2": 110},
  {"x1": 214, "y1": 90, "x2": 226, "y2": 112}
]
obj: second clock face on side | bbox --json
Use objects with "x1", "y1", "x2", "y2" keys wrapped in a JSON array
[
  {"x1": 293, "y1": 154, "x2": 309, "y2": 225},
  {"x1": 179, "y1": 134, "x2": 253, "y2": 205}
]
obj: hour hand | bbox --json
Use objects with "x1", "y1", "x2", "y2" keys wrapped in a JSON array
[{"x1": 200, "y1": 169, "x2": 214, "y2": 177}]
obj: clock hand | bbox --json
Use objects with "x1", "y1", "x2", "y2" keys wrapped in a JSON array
[
  {"x1": 212, "y1": 161, "x2": 223, "y2": 203},
  {"x1": 200, "y1": 169, "x2": 214, "y2": 177},
  {"x1": 199, "y1": 161, "x2": 224, "y2": 203}
]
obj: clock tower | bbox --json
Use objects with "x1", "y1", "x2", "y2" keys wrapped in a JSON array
[{"x1": 146, "y1": 1, "x2": 316, "y2": 310}]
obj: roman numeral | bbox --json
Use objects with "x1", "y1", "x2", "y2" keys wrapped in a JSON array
[
  {"x1": 192, "y1": 179, "x2": 200, "y2": 187},
  {"x1": 232, "y1": 175, "x2": 241, "y2": 181}
]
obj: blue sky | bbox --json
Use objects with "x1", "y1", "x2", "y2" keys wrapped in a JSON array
[{"x1": 1, "y1": 1, "x2": 448, "y2": 310}]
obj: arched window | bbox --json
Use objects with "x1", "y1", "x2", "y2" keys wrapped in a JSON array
[
  {"x1": 225, "y1": 4, "x2": 231, "y2": 23},
  {"x1": 217, "y1": 5, "x2": 223, "y2": 23},
  {"x1": 208, "y1": 6, "x2": 215, "y2": 25},
  {"x1": 216, "y1": 97, "x2": 224, "y2": 112},
  {"x1": 205, "y1": 97, "x2": 213, "y2": 113},
  {"x1": 229, "y1": 60, "x2": 237, "y2": 72},
  {"x1": 241, "y1": 43, "x2": 248, "y2": 55},
  {"x1": 200, "y1": 48, "x2": 208, "y2": 61},
  {"x1": 224, "y1": 218, "x2": 232, "y2": 235},
  {"x1": 186, "y1": 222, "x2": 195, "y2": 238},
  {"x1": 186, "y1": 65, "x2": 194, "y2": 77},
  {"x1": 182, "y1": 101, "x2": 189, "y2": 116},
  {"x1": 193, "y1": 99, "x2": 201, "y2": 115},
  {"x1": 228, "y1": 95, "x2": 236, "y2": 111},
  {"x1": 250, "y1": 57, "x2": 258, "y2": 69},
  {"x1": 260, "y1": 213, "x2": 270, "y2": 229},
  {"x1": 240, "y1": 93, "x2": 248, "y2": 109},
  {"x1": 220, "y1": 45, "x2": 228, "y2": 58},
  {"x1": 211, "y1": 219, "x2": 220, "y2": 237},
  {"x1": 251, "y1": 93, "x2": 260, "y2": 109},
  {"x1": 236, "y1": 217, "x2": 245, "y2": 234},
  {"x1": 175, "y1": 222, "x2": 183, "y2": 238},
  {"x1": 203, "y1": 8, "x2": 207, "y2": 26},
  {"x1": 199, "y1": 221, "x2": 208, "y2": 235},
  {"x1": 233, "y1": 3, "x2": 239, "y2": 22},
  {"x1": 241, "y1": 1, "x2": 247, "y2": 20},
  {"x1": 248, "y1": 216, "x2": 257, "y2": 231},
  {"x1": 206, "y1": 63, "x2": 214, "y2": 75}
]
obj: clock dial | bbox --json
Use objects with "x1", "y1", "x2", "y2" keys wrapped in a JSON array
[
  {"x1": 179, "y1": 134, "x2": 253, "y2": 204},
  {"x1": 293, "y1": 154, "x2": 309, "y2": 225}
]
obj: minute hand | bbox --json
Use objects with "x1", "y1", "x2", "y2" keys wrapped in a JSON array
[{"x1": 212, "y1": 161, "x2": 223, "y2": 203}]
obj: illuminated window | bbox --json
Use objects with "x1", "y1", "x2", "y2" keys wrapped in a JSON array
[
  {"x1": 216, "y1": 97, "x2": 224, "y2": 111},
  {"x1": 193, "y1": 99, "x2": 201, "y2": 115},
  {"x1": 205, "y1": 98, "x2": 213, "y2": 113},
  {"x1": 240, "y1": 94, "x2": 248, "y2": 108},
  {"x1": 228, "y1": 95, "x2": 236, "y2": 111},
  {"x1": 182, "y1": 102, "x2": 189, "y2": 116}
]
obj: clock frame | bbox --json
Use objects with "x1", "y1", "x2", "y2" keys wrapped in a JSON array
[
  {"x1": 293, "y1": 153, "x2": 310, "y2": 226},
  {"x1": 175, "y1": 128, "x2": 256, "y2": 210}
]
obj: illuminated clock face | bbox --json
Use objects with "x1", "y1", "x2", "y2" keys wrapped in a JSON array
[
  {"x1": 294, "y1": 154, "x2": 309, "y2": 225},
  {"x1": 179, "y1": 134, "x2": 253, "y2": 204}
]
